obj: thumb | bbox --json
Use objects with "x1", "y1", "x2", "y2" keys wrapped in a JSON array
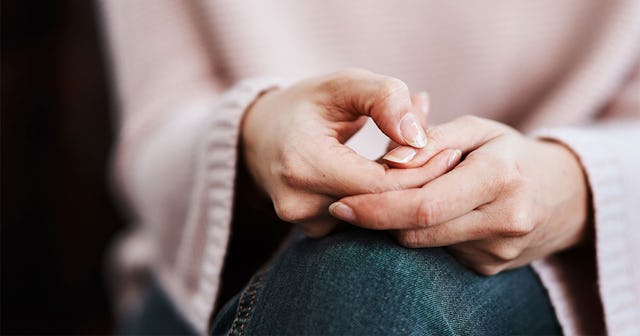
[
  {"x1": 385, "y1": 91, "x2": 430, "y2": 152},
  {"x1": 383, "y1": 115, "x2": 511, "y2": 168},
  {"x1": 323, "y1": 69, "x2": 428, "y2": 149}
]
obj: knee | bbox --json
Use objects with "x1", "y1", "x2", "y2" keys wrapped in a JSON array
[
  {"x1": 288, "y1": 228, "x2": 467, "y2": 285},
  {"x1": 237, "y1": 228, "x2": 558, "y2": 335},
  {"x1": 263, "y1": 229, "x2": 477, "y2": 332}
]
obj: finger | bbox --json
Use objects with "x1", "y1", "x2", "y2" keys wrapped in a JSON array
[
  {"x1": 333, "y1": 116, "x2": 369, "y2": 144},
  {"x1": 323, "y1": 69, "x2": 428, "y2": 149},
  {"x1": 446, "y1": 244, "x2": 506, "y2": 276},
  {"x1": 272, "y1": 189, "x2": 335, "y2": 224},
  {"x1": 331, "y1": 157, "x2": 499, "y2": 230},
  {"x1": 299, "y1": 216, "x2": 341, "y2": 238},
  {"x1": 381, "y1": 92, "x2": 429, "y2": 154},
  {"x1": 393, "y1": 210, "x2": 490, "y2": 248},
  {"x1": 309, "y1": 146, "x2": 462, "y2": 197},
  {"x1": 448, "y1": 240, "x2": 524, "y2": 276},
  {"x1": 378, "y1": 148, "x2": 461, "y2": 189},
  {"x1": 382, "y1": 93, "x2": 425, "y2": 166},
  {"x1": 382, "y1": 115, "x2": 512, "y2": 168}
]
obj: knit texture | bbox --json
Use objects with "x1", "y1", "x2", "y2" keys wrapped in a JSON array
[{"x1": 100, "y1": 1, "x2": 640, "y2": 334}]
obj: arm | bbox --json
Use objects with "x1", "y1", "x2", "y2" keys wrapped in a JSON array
[
  {"x1": 332, "y1": 61, "x2": 640, "y2": 334},
  {"x1": 101, "y1": 2, "x2": 449, "y2": 331},
  {"x1": 530, "y1": 62, "x2": 640, "y2": 335},
  {"x1": 101, "y1": 0, "x2": 286, "y2": 332}
]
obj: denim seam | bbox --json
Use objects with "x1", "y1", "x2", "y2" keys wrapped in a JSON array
[{"x1": 227, "y1": 270, "x2": 266, "y2": 336}]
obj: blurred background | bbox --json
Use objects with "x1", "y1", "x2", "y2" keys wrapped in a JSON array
[{"x1": 2, "y1": 0, "x2": 125, "y2": 333}]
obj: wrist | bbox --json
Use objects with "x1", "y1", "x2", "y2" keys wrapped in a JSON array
[
  {"x1": 240, "y1": 87, "x2": 281, "y2": 198},
  {"x1": 241, "y1": 86, "x2": 280, "y2": 149},
  {"x1": 540, "y1": 139, "x2": 594, "y2": 248}
]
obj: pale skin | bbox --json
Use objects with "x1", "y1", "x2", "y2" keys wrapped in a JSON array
[{"x1": 242, "y1": 68, "x2": 591, "y2": 275}]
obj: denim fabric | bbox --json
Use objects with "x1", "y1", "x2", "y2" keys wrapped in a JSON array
[
  {"x1": 125, "y1": 228, "x2": 561, "y2": 335},
  {"x1": 211, "y1": 228, "x2": 560, "y2": 335}
]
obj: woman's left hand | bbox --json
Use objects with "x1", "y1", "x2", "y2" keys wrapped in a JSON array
[{"x1": 329, "y1": 115, "x2": 592, "y2": 275}]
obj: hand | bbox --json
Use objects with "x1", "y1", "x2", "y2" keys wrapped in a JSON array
[
  {"x1": 242, "y1": 69, "x2": 461, "y2": 237},
  {"x1": 329, "y1": 115, "x2": 591, "y2": 275}
]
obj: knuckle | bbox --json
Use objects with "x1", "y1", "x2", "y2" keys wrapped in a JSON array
[
  {"x1": 488, "y1": 244, "x2": 522, "y2": 262},
  {"x1": 464, "y1": 150, "x2": 489, "y2": 169},
  {"x1": 425, "y1": 125, "x2": 446, "y2": 144},
  {"x1": 503, "y1": 206, "x2": 535, "y2": 236},
  {"x1": 485, "y1": 153, "x2": 521, "y2": 192},
  {"x1": 318, "y1": 69, "x2": 352, "y2": 94},
  {"x1": 278, "y1": 151, "x2": 308, "y2": 188},
  {"x1": 489, "y1": 152, "x2": 511, "y2": 174},
  {"x1": 353, "y1": 166, "x2": 385, "y2": 194},
  {"x1": 416, "y1": 199, "x2": 441, "y2": 227},
  {"x1": 371, "y1": 78, "x2": 408, "y2": 109},
  {"x1": 279, "y1": 167, "x2": 304, "y2": 188},
  {"x1": 301, "y1": 222, "x2": 333, "y2": 238},
  {"x1": 366, "y1": 206, "x2": 389, "y2": 229},
  {"x1": 273, "y1": 197, "x2": 313, "y2": 223},
  {"x1": 475, "y1": 264, "x2": 503, "y2": 276},
  {"x1": 396, "y1": 230, "x2": 422, "y2": 248},
  {"x1": 502, "y1": 161, "x2": 523, "y2": 190},
  {"x1": 367, "y1": 77, "x2": 409, "y2": 113}
]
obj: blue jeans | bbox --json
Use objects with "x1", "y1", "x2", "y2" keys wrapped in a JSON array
[
  {"x1": 127, "y1": 228, "x2": 561, "y2": 335},
  {"x1": 211, "y1": 228, "x2": 560, "y2": 335}
]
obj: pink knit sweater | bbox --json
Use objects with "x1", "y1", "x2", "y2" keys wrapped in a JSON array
[{"x1": 100, "y1": 1, "x2": 640, "y2": 334}]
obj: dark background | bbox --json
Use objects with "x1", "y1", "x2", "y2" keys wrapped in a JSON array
[
  {"x1": 2, "y1": 1, "x2": 125, "y2": 333},
  {"x1": 1, "y1": 1, "x2": 292, "y2": 333}
]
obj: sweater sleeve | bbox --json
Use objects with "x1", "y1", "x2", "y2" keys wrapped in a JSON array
[
  {"x1": 531, "y1": 62, "x2": 640, "y2": 335},
  {"x1": 100, "y1": 1, "x2": 287, "y2": 333}
]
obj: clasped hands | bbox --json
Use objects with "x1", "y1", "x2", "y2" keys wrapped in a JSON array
[{"x1": 242, "y1": 69, "x2": 591, "y2": 275}]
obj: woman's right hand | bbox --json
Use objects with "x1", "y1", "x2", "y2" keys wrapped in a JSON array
[{"x1": 241, "y1": 69, "x2": 462, "y2": 237}]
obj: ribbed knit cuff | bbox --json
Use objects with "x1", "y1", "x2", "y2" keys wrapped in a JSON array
[
  {"x1": 531, "y1": 126, "x2": 640, "y2": 336},
  {"x1": 182, "y1": 76, "x2": 291, "y2": 334}
]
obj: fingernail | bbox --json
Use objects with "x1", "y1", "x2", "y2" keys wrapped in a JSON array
[
  {"x1": 418, "y1": 91, "x2": 430, "y2": 115},
  {"x1": 383, "y1": 146, "x2": 417, "y2": 163},
  {"x1": 329, "y1": 202, "x2": 356, "y2": 222},
  {"x1": 447, "y1": 149, "x2": 462, "y2": 168},
  {"x1": 400, "y1": 113, "x2": 427, "y2": 148}
]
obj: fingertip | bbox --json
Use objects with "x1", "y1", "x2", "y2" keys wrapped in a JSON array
[
  {"x1": 382, "y1": 146, "x2": 417, "y2": 164},
  {"x1": 382, "y1": 145, "x2": 428, "y2": 168},
  {"x1": 300, "y1": 218, "x2": 338, "y2": 238},
  {"x1": 399, "y1": 113, "x2": 427, "y2": 148},
  {"x1": 447, "y1": 149, "x2": 462, "y2": 169},
  {"x1": 302, "y1": 226, "x2": 331, "y2": 238},
  {"x1": 328, "y1": 202, "x2": 356, "y2": 223}
]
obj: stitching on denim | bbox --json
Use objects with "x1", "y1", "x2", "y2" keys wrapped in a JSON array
[
  {"x1": 230, "y1": 272, "x2": 265, "y2": 336},
  {"x1": 227, "y1": 270, "x2": 266, "y2": 336}
]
